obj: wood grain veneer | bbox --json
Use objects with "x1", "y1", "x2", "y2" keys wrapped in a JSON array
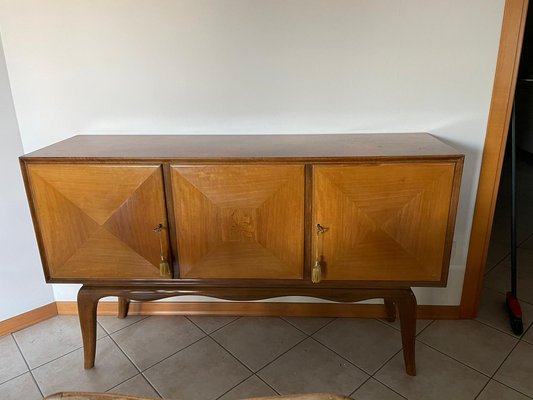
[
  {"x1": 21, "y1": 133, "x2": 460, "y2": 161},
  {"x1": 313, "y1": 162, "x2": 456, "y2": 284},
  {"x1": 26, "y1": 164, "x2": 171, "y2": 280},
  {"x1": 171, "y1": 164, "x2": 305, "y2": 279}
]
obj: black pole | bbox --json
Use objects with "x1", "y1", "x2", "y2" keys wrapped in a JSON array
[{"x1": 511, "y1": 102, "x2": 517, "y2": 298}]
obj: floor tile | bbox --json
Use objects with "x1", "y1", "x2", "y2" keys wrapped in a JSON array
[
  {"x1": 112, "y1": 316, "x2": 205, "y2": 370},
  {"x1": 477, "y1": 380, "x2": 531, "y2": 400},
  {"x1": 477, "y1": 288, "x2": 533, "y2": 337},
  {"x1": 211, "y1": 317, "x2": 306, "y2": 372},
  {"x1": 187, "y1": 316, "x2": 239, "y2": 334},
  {"x1": 381, "y1": 318, "x2": 433, "y2": 336},
  {"x1": 144, "y1": 337, "x2": 251, "y2": 400},
  {"x1": 521, "y1": 233, "x2": 533, "y2": 251},
  {"x1": 351, "y1": 378, "x2": 406, "y2": 400},
  {"x1": 523, "y1": 324, "x2": 533, "y2": 344},
  {"x1": 98, "y1": 315, "x2": 147, "y2": 334},
  {"x1": 219, "y1": 375, "x2": 277, "y2": 400},
  {"x1": 259, "y1": 338, "x2": 368, "y2": 396},
  {"x1": 494, "y1": 341, "x2": 533, "y2": 397},
  {"x1": 313, "y1": 318, "x2": 401, "y2": 374},
  {"x1": 417, "y1": 320, "x2": 517, "y2": 375},
  {"x1": 282, "y1": 317, "x2": 335, "y2": 335},
  {"x1": 108, "y1": 374, "x2": 160, "y2": 398},
  {"x1": 33, "y1": 336, "x2": 137, "y2": 396},
  {"x1": 0, "y1": 372, "x2": 42, "y2": 400},
  {"x1": 0, "y1": 335, "x2": 28, "y2": 384},
  {"x1": 485, "y1": 248, "x2": 533, "y2": 304},
  {"x1": 485, "y1": 241, "x2": 510, "y2": 273},
  {"x1": 375, "y1": 342, "x2": 488, "y2": 400},
  {"x1": 13, "y1": 315, "x2": 106, "y2": 369}
]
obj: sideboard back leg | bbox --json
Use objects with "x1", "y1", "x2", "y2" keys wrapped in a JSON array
[
  {"x1": 77, "y1": 286, "x2": 102, "y2": 369},
  {"x1": 117, "y1": 297, "x2": 130, "y2": 319},
  {"x1": 396, "y1": 289, "x2": 417, "y2": 376},
  {"x1": 384, "y1": 299, "x2": 396, "y2": 322}
]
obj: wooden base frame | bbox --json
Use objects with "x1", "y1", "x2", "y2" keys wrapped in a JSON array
[
  {"x1": 56, "y1": 299, "x2": 459, "y2": 319},
  {"x1": 77, "y1": 285, "x2": 418, "y2": 375}
]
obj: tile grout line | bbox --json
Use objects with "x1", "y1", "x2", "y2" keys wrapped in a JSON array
[
  {"x1": 478, "y1": 338, "x2": 533, "y2": 400},
  {"x1": 473, "y1": 379, "x2": 493, "y2": 400},
  {"x1": 207, "y1": 316, "x2": 317, "y2": 375},
  {"x1": 349, "y1": 374, "x2": 411, "y2": 400},
  {"x1": 204, "y1": 318, "x2": 349, "y2": 394},
  {"x1": 309, "y1": 318, "x2": 405, "y2": 377},
  {"x1": 416, "y1": 330, "x2": 533, "y2": 398},
  {"x1": 105, "y1": 373, "x2": 162, "y2": 399},
  {"x1": 414, "y1": 338, "x2": 496, "y2": 379},
  {"x1": 10, "y1": 333, "x2": 45, "y2": 399},
  {"x1": 203, "y1": 328, "x2": 285, "y2": 398},
  {"x1": 484, "y1": 251, "x2": 511, "y2": 275},
  {"x1": 12, "y1": 320, "x2": 110, "y2": 373},
  {"x1": 474, "y1": 313, "x2": 529, "y2": 340},
  {"x1": 489, "y1": 380, "x2": 533, "y2": 400},
  {"x1": 213, "y1": 375, "x2": 255, "y2": 400},
  {"x1": 185, "y1": 315, "x2": 242, "y2": 336},
  {"x1": 253, "y1": 374, "x2": 282, "y2": 396},
  {"x1": 490, "y1": 337, "x2": 523, "y2": 379},
  {"x1": 306, "y1": 336, "x2": 371, "y2": 377},
  {"x1": 481, "y1": 285, "x2": 533, "y2": 308},
  {"x1": 208, "y1": 324, "x2": 307, "y2": 376},
  {"x1": 371, "y1": 347, "x2": 404, "y2": 378},
  {"x1": 280, "y1": 316, "x2": 336, "y2": 336},
  {"x1": 415, "y1": 319, "x2": 436, "y2": 337},
  {"x1": 370, "y1": 348, "x2": 412, "y2": 400},
  {"x1": 105, "y1": 332, "x2": 164, "y2": 399},
  {"x1": 0, "y1": 335, "x2": 35, "y2": 387},
  {"x1": 99, "y1": 315, "x2": 149, "y2": 336},
  {"x1": 347, "y1": 375, "x2": 373, "y2": 398},
  {"x1": 245, "y1": 317, "x2": 350, "y2": 376},
  {"x1": 116, "y1": 332, "x2": 207, "y2": 375}
]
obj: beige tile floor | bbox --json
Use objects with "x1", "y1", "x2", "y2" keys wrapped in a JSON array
[{"x1": 2, "y1": 157, "x2": 533, "y2": 400}]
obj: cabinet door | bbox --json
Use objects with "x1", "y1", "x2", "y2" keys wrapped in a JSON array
[
  {"x1": 171, "y1": 165, "x2": 304, "y2": 279},
  {"x1": 313, "y1": 163, "x2": 457, "y2": 284},
  {"x1": 28, "y1": 164, "x2": 170, "y2": 280}
]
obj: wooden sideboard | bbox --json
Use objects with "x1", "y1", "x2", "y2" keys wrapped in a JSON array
[{"x1": 20, "y1": 133, "x2": 464, "y2": 376}]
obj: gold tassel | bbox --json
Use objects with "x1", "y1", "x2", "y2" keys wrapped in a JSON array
[
  {"x1": 311, "y1": 259, "x2": 322, "y2": 283},
  {"x1": 154, "y1": 223, "x2": 172, "y2": 278},
  {"x1": 159, "y1": 258, "x2": 171, "y2": 278}
]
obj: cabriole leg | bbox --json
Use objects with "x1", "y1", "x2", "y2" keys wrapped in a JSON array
[
  {"x1": 118, "y1": 297, "x2": 130, "y2": 319},
  {"x1": 384, "y1": 299, "x2": 396, "y2": 322},
  {"x1": 396, "y1": 289, "x2": 417, "y2": 376},
  {"x1": 77, "y1": 286, "x2": 101, "y2": 369}
]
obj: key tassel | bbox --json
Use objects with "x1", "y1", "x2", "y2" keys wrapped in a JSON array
[
  {"x1": 312, "y1": 259, "x2": 322, "y2": 283},
  {"x1": 159, "y1": 258, "x2": 171, "y2": 278},
  {"x1": 154, "y1": 223, "x2": 172, "y2": 278}
]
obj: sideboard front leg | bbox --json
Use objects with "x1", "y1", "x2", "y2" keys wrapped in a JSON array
[
  {"x1": 77, "y1": 286, "x2": 102, "y2": 369},
  {"x1": 384, "y1": 299, "x2": 396, "y2": 322},
  {"x1": 396, "y1": 289, "x2": 417, "y2": 376},
  {"x1": 117, "y1": 297, "x2": 130, "y2": 319}
]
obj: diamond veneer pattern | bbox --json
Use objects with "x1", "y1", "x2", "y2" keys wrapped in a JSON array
[{"x1": 30, "y1": 165, "x2": 164, "y2": 275}]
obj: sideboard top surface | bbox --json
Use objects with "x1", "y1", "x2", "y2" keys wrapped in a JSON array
[{"x1": 21, "y1": 133, "x2": 463, "y2": 161}]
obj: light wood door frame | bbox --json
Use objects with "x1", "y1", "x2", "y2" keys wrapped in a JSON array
[{"x1": 460, "y1": 0, "x2": 529, "y2": 317}]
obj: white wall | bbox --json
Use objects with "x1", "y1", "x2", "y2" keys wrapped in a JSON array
[
  {"x1": 0, "y1": 0, "x2": 505, "y2": 305},
  {"x1": 0, "y1": 39, "x2": 55, "y2": 320}
]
